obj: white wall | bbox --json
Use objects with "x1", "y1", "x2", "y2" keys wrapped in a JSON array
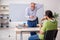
[
  {"x1": 1, "y1": 0, "x2": 60, "y2": 26},
  {"x1": 43, "y1": 0, "x2": 60, "y2": 26},
  {"x1": 1, "y1": 0, "x2": 60, "y2": 13}
]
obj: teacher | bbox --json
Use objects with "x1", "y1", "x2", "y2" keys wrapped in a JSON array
[{"x1": 25, "y1": 2, "x2": 42, "y2": 36}]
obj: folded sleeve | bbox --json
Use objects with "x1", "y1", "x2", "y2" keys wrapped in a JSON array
[
  {"x1": 36, "y1": 4, "x2": 43, "y2": 10},
  {"x1": 25, "y1": 8, "x2": 29, "y2": 19}
]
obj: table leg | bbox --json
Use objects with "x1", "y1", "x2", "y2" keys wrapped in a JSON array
[
  {"x1": 16, "y1": 31, "x2": 17, "y2": 40},
  {"x1": 20, "y1": 32, "x2": 23, "y2": 40}
]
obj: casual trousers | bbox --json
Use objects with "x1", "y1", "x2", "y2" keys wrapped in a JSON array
[
  {"x1": 28, "y1": 35, "x2": 40, "y2": 40},
  {"x1": 27, "y1": 17, "x2": 39, "y2": 36}
]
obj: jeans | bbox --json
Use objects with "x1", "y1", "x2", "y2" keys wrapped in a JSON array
[
  {"x1": 29, "y1": 35, "x2": 40, "y2": 40},
  {"x1": 27, "y1": 17, "x2": 39, "y2": 36}
]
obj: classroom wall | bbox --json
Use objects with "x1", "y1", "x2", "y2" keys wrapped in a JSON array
[
  {"x1": 1, "y1": 0, "x2": 60, "y2": 15},
  {"x1": 1, "y1": 0, "x2": 60, "y2": 26},
  {"x1": 1, "y1": 0, "x2": 59, "y2": 11}
]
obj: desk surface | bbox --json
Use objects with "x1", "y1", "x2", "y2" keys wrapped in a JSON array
[
  {"x1": 15, "y1": 27, "x2": 60, "y2": 32},
  {"x1": 15, "y1": 27, "x2": 40, "y2": 32}
]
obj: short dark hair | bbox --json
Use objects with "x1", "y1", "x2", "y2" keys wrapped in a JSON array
[{"x1": 45, "y1": 10, "x2": 54, "y2": 18}]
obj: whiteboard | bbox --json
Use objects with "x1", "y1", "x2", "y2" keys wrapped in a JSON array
[{"x1": 9, "y1": 4, "x2": 44, "y2": 23}]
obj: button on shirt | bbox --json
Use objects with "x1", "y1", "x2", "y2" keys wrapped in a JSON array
[{"x1": 25, "y1": 4, "x2": 43, "y2": 21}]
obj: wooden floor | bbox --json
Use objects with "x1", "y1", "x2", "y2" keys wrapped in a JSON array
[{"x1": 0, "y1": 27, "x2": 60, "y2": 40}]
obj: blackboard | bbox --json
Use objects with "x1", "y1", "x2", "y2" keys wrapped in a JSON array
[{"x1": 9, "y1": 4, "x2": 44, "y2": 23}]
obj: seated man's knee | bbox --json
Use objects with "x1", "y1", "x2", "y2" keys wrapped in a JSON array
[{"x1": 28, "y1": 37, "x2": 33, "y2": 40}]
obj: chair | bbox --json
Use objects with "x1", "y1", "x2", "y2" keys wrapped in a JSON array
[
  {"x1": 53, "y1": 30, "x2": 58, "y2": 40},
  {"x1": 44, "y1": 30, "x2": 58, "y2": 40}
]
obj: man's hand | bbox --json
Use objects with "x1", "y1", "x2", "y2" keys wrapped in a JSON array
[
  {"x1": 41, "y1": 16, "x2": 47, "y2": 21},
  {"x1": 37, "y1": 24, "x2": 42, "y2": 27},
  {"x1": 29, "y1": 16, "x2": 34, "y2": 19},
  {"x1": 40, "y1": 30, "x2": 44, "y2": 34}
]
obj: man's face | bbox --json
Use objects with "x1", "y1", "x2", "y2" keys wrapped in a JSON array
[{"x1": 30, "y1": 3, "x2": 35, "y2": 11}]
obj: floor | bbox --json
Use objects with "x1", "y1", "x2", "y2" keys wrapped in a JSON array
[
  {"x1": 0, "y1": 26, "x2": 60, "y2": 40},
  {"x1": 0, "y1": 25, "x2": 30, "y2": 40}
]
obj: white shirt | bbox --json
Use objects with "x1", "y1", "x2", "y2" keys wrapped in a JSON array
[{"x1": 25, "y1": 4, "x2": 43, "y2": 21}]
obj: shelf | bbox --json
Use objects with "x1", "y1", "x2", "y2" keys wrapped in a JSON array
[
  {"x1": 0, "y1": 4, "x2": 9, "y2": 28},
  {"x1": 0, "y1": 10, "x2": 9, "y2": 12},
  {"x1": 0, "y1": 5, "x2": 9, "y2": 12},
  {"x1": 0, "y1": 13, "x2": 9, "y2": 14},
  {"x1": 0, "y1": 7, "x2": 9, "y2": 10},
  {"x1": 0, "y1": 5, "x2": 9, "y2": 7},
  {"x1": 0, "y1": 14, "x2": 9, "y2": 16},
  {"x1": 0, "y1": 18, "x2": 9, "y2": 20}
]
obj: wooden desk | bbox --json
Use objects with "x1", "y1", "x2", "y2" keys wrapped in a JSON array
[
  {"x1": 15, "y1": 27, "x2": 40, "y2": 40},
  {"x1": 15, "y1": 28, "x2": 60, "y2": 40}
]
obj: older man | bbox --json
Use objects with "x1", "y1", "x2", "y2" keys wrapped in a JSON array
[{"x1": 25, "y1": 2, "x2": 42, "y2": 36}]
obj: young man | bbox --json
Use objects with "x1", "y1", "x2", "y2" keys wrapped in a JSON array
[
  {"x1": 28, "y1": 10, "x2": 58, "y2": 40},
  {"x1": 25, "y1": 2, "x2": 43, "y2": 36}
]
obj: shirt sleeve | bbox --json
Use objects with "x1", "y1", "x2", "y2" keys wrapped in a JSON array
[
  {"x1": 25, "y1": 8, "x2": 29, "y2": 19},
  {"x1": 41, "y1": 20, "x2": 48, "y2": 32},
  {"x1": 36, "y1": 4, "x2": 43, "y2": 10}
]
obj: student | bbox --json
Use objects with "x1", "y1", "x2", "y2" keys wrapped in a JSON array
[
  {"x1": 29, "y1": 10, "x2": 58, "y2": 40},
  {"x1": 25, "y1": 2, "x2": 42, "y2": 36}
]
